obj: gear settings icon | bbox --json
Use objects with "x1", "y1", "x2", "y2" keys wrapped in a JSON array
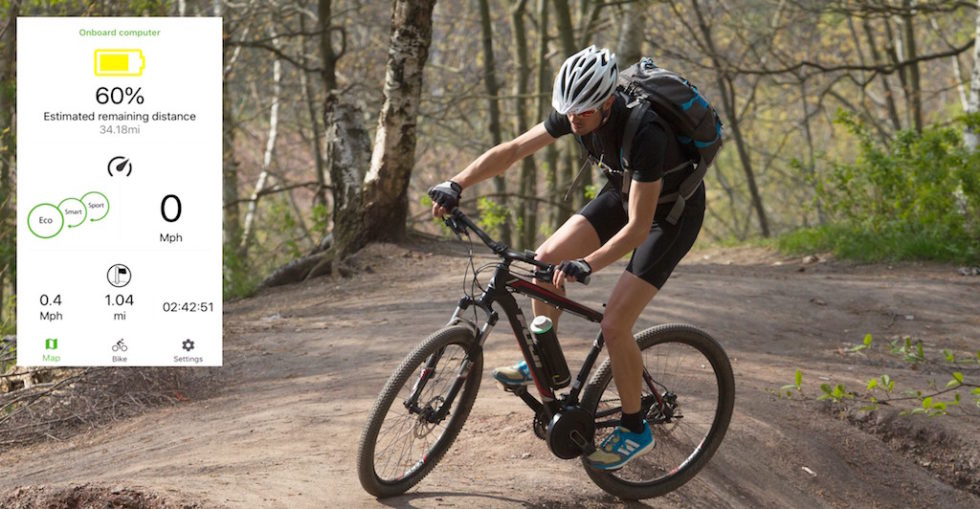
[{"x1": 181, "y1": 339, "x2": 195, "y2": 352}]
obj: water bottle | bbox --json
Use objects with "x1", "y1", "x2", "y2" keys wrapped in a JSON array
[{"x1": 530, "y1": 316, "x2": 571, "y2": 389}]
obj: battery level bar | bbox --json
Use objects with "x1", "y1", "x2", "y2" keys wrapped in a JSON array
[{"x1": 94, "y1": 49, "x2": 145, "y2": 77}]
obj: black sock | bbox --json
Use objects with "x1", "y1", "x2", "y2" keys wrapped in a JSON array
[{"x1": 620, "y1": 411, "x2": 644, "y2": 434}]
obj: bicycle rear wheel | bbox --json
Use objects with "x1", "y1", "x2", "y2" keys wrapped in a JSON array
[
  {"x1": 580, "y1": 324, "x2": 734, "y2": 500},
  {"x1": 357, "y1": 324, "x2": 483, "y2": 498}
]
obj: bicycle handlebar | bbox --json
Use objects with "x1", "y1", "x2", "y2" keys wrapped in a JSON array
[{"x1": 444, "y1": 208, "x2": 590, "y2": 285}]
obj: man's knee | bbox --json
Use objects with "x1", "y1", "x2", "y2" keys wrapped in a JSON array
[
  {"x1": 535, "y1": 241, "x2": 562, "y2": 264},
  {"x1": 600, "y1": 317, "x2": 632, "y2": 345}
]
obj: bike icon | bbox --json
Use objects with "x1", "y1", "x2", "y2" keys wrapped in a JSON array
[{"x1": 112, "y1": 339, "x2": 128, "y2": 352}]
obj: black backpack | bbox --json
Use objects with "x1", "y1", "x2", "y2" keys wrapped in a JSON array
[{"x1": 613, "y1": 58, "x2": 724, "y2": 224}]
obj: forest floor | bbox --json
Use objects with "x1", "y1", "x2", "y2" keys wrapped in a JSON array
[{"x1": 2, "y1": 237, "x2": 979, "y2": 508}]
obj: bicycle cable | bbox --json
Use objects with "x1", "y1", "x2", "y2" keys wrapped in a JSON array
[{"x1": 459, "y1": 227, "x2": 481, "y2": 327}]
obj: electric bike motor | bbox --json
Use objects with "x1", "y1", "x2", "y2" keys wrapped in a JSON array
[{"x1": 546, "y1": 406, "x2": 595, "y2": 459}]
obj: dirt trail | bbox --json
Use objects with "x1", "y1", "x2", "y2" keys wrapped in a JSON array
[{"x1": 3, "y1": 241, "x2": 979, "y2": 508}]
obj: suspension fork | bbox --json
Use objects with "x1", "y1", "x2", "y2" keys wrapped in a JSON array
[{"x1": 406, "y1": 297, "x2": 496, "y2": 422}]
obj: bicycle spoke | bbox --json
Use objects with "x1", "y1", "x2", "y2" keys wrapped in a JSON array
[{"x1": 584, "y1": 328, "x2": 732, "y2": 494}]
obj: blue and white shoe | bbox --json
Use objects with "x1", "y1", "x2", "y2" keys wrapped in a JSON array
[
  {"x1": 587, "y1": 421, "x2": 655, "y2": 470},
  {"x1": 492, "y1": 360, "x2": 533, "y2": 389}
]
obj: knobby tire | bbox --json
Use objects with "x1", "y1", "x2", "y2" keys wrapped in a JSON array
[
  {"x1": 580, "y1": 324, "x2": 735, "y2": 500},
  {"x1": 357, "y1": 325, "x2": 482, "y2": 498}
]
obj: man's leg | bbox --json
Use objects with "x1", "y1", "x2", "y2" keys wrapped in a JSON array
[
  {"x1": 530, "y1": 214, "x2": 601, "y2": 327},
  {"x1": 585, "y1": 271, "x2": 659, "y2": 470},
  {"x1": 601, "y1": 272, "x2": 658, "y2": 414},
  {"x1": 586, "y1": 193, "x2": 705, "y2": 470},
  {"x1": 491, "y1": 214, "x2": 600, "y2": 388}
]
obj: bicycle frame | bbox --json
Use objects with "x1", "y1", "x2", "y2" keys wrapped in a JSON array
[
  {"x1": 412, "y1": 209, "x2": 666, "y2": 431},
  {"x1": 450, "y1": 260, "x2": 606, "y2": 420}
]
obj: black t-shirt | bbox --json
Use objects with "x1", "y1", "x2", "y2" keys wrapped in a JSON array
[{"x1": 544, "y1": 92, "x2": 695, "y2": 204}]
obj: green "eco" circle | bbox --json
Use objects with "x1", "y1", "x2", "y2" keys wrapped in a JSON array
[{"x1": 27, "y1": 203, "x2": 65, "y2": 239}]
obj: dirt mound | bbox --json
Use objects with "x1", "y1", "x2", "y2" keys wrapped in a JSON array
[
  {"x1": 841, "y1": 406, "x2": 980, "y2": 495},
  {"x1": 1, "y1": 484, "x2": 205, "y2": 509},
  {"x1": 1, "y1": 366, "x2": 217, "y2": 448}
]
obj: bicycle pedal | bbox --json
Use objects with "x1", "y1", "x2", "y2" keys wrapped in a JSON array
[{"x1": 496, "y1": 380, "x2": 529, "y2": 394}]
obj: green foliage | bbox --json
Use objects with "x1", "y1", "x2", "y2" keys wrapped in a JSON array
[
  {"x1": 778, "y1": 223, "x2": 978, "y2": 263},
  {"x1": 268, "y1": 200, "x2": 303, "y2": 260},
  {"x1": 0, "y1": 342, "x2": 14, "y2": 375},
  {"x1": 779, "y1": 368, "x2": 803, "y2": 398},
  {"x1": 889, "y1": 336, "x2": 925, "y2": 366},
  {"x1": 312, "y1": 203, "x2": 330, "y2": 234},
  {"x1": 0, "y1": 294, "x2": 15, "y2": 335},
  {"x1": 780, "y1": 112, "x2": 980, "y2": 263},
  {"x1": 961, "y1": 112, "x2": 980, "y2": 132},
  {"x1": 846, "y1": 333, "x2": 873, "y2": 353},
  {"x1": 584, "y1": 184, "x2": 598, "y2": 201},
  {"x1": 476, "y1": 197, "x2": 510, "y2": 233},
  {"x1": 223, "y1": 244, "x2": 259, "y2": 300},
  {"x1": 777, "y1": 332, "x2": 980, "y2": 416},
  {"x1": 817, "y1": 383, "x2": 854, "y2": 402}
]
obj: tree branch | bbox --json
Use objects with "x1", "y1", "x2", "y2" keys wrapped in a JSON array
[{"x1": 730, "y1": 37, "x2": 975, "y2": 78}]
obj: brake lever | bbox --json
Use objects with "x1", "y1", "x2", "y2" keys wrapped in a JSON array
[
  {"x1": 443, "y1": 216, "x2": 465, "y2": 237},
  {"x1": 533, "y1": 266, "x2": 555, "y2": 281}
]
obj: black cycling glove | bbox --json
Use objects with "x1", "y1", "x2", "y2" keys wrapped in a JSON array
[
  {"x1": 428, "y1": 180, "x2": 462, "y2": 210},
  {"x1": 558, "y1": 258, "x2": 592, "y2": 282}
]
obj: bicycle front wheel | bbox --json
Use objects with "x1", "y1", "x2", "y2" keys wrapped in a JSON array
[
  {"x1": 357, "y1": 324, "x2": 483, "y2": 498},
  {"x1": 580, "y1": 324, "x2": 735, "y2": 500}
]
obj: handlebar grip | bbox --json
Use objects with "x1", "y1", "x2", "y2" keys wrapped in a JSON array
[{"x1": 578, "y1": 274, "x2": 591, "y2": 285}]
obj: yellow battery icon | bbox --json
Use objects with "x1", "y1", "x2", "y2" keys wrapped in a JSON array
[{"x1": 94, "y1": 49, "x2": 145, "y2": 77}]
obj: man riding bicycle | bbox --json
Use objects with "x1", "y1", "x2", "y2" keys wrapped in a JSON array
[{"x1": 429, "y1": 45, "x2": 705, "y2": 471}]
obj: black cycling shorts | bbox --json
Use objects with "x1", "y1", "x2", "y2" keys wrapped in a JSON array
[{"x1": 578, "y1": 183, "x2": 705, "y2": 289}]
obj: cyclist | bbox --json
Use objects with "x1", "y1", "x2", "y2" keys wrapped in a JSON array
[{"x1": 429, "y1": 45, "x2": 705, "y2": 470}]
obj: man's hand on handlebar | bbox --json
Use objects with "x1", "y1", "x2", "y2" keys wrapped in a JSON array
[
  {"x1": 554, "y1": 258, "x2": 592, "y2": 287},
  {"x1": 428, "y1": 180, "x2": 462, "y2": 218}
]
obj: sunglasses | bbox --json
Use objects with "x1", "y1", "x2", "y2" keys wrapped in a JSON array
[{"x1": 568, "y1": 108, "x2": 598, "y2": 118}]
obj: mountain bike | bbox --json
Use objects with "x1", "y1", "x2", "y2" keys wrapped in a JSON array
[{"x1": 356, "y1": 208, "x2": 735, "y2": 500}]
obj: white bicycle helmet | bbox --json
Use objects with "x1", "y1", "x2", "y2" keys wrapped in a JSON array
[{"x1": 552, "y1": 45, "x2": 619, "y2": 115}]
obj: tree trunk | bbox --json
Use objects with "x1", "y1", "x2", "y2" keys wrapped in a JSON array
[
  {"x1": 324, "y1": 92, "x2": 371, "y2": 260},
  {"x1": 552, "y1": 0, "x2": 576, "y2": 56},
  {"x1": 884, "y1": 17, "x2": 912, "y2": 130},
  {"x1": 862, "y1": 18, "x2": 903, "y2": 133},
  {"x1": 799, "y1": 79, "x2": 824, "y2": 225},
  {"x1": 478, "y1": 0, "x2": 511, "y2": 246},
  {"x1": 319, "y1": 0, "x2": 342, "y2": 92},
  {"x1": 902, "y1": 0, "x2": 923, "y2": 133},
  {"x1": 301, "y1": 14, "x2": 328, "y2": 210},
  {"x1": 0, "y1": 0, "x2": 18, "y2": 324},
  {"x1": 616, "y1": 0, "x2": 646, "y2": 66},
  {"x1": 240, "y1": 37, "x2": 283, "y2": 257},
  {"x1": 221, "y1": 5, "x2": 243, "y2": 250},
  {"x1": 536, "y1": 0, "x2": 561, "y2": 235},
  {"x1": 965, "y1": 0, "x2": 980, "y2": 152},
  {"x1": 927, "y1": 17, "x2": 969, "y2": 113},
  {"x1": 552, "y1": 0, "x2": 581, "y2": 214},
  {"x1": 318, "y1": 0, "x2": 371, "y2": 261},
  {"x1": 692, "y1": 0, "x2": 770, "y2": 237},
  {"x1": 357, "y1": 0, "x2": 437, "y2": 245},
  {"x1": 511, "y1": 0, "x2": 538, "y2": 249}
]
